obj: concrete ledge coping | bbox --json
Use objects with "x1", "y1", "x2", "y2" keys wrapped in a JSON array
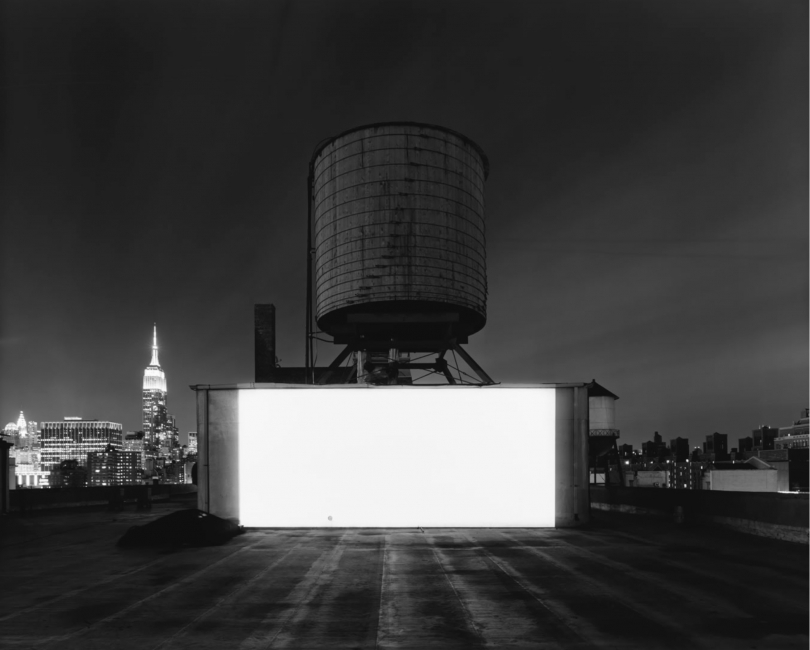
[{"x1": 591, "y1": 502, "x2": 809, "y2": 545}]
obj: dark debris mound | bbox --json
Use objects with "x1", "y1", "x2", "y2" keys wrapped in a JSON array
[{"x1": 117, "y1": 509, "x2": 245, "y2": 547}]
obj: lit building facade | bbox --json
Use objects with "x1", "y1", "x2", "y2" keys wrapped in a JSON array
[
  {"x1": 187, "y1": 432, "x2": 197, "y2": 454},
  {"x1": 672, "y1": 462, "x2": 691, "y2": 489},
  {"x1": 143, "y1": 325, "x2": 168, "y2": 459},
  {"x1": 40, "y1": 418, "x2": 123, "y2": 474},
  {"x1": 162, "y1": 413, "x2": 180, "y2": 454},
  {"x1": 140, "y1": 325, "x2": 184, "y2": 483},
  {"x1": 3, "y1": 412, "x2": 45, "y2": 486},
  {"x1": 123, "y1": 431, "x2": 146, "y2": 471},
  {"x1": 163, "y1": 460, "x2": 185, "y2": 484},
  {"x1": 15, "y1": 467, "x2": 50, "y2": 487},
  {"x1": 775, "y1": 409, "x2": 809, "y2": 450},
  {"x1": 87, "y1": 447, "x2": 140, "y2": 486},
  {"x1": 14, "y1": 448, "x2": 45, "y2": 487},
  {"x1": 3, "y1": 412, "x2": 37, "y2": 448}
]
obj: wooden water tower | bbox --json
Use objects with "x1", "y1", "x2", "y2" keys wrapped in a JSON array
[{"x1": 305, "y1": 122, "x2": 493, "y2": 385}]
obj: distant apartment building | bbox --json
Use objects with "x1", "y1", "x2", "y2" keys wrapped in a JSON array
[
  {"x1": 669, "y1": 437, "x2": 690, "y2": 463},
  {"x1": 187, "y1": 432, "x2": 198, "y2": 454},
  {"x1": 40, "y1": 418, "x2": 123, "y2": 474},
  {"x1": 685, "y1": 460, "x2": 711, "y2": 489},
  {"x1": 634, "y1": 467, "x2": 669, "y2": 488},
  {"x1": 642, "y1": 432, "x2": 668, "y2": 459},
  {"x1": 123, "y1": 431, "x2": 146, "y2": 469},
  {"x1": 163, "y1": 461, "x2": 185, "y2": 484},
  {"x1": 672, "y1": 462, "x2": 691, "y2": 489},
  {"x1": 2, "y1": 411, "x2": 45, "y2": 486},
  {"x1": 703, "y1": 432, "x2": 729, "y2": 461},
  {"x1": 775, "y1": 409, "x2": 809, "y2": 450},
  {"x1": 49, "y1": 459, "x2": 88, "y2": 488},
  {"x1": 13, "y1": 447, "x2": 49, "y2": 487},
  {"x1": 752, "y1": 426, "x2": 778, "y2": 451},
  {"x1": 87, "y1": 446, "x2": 140, "y2": 486},
  {"x1": 621, "y1": 419, "x2": 807, "y2": 491},
  {"x1": 702, "y1": 457, "x2": 778, "y2": 492}
]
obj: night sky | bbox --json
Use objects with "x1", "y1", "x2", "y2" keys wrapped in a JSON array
[{"x1": 2, "y1": 0, "x2": 807, "y2": 449}]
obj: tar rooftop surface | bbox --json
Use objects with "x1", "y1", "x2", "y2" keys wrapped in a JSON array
[{"x1": 0, "y1": 499, "x2": 807, "y2": 649}]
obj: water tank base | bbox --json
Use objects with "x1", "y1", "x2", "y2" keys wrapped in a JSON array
[{"x1": 317, "y1": 301, "x2": 484, "y2": 344}]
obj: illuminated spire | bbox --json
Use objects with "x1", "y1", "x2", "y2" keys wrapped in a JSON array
[
  {"x1": 150, "y1": 323, "x2": 160, "y2": 367},
  {"x1": 143, "y1": 323, "x2": 167, "y2": 392}
]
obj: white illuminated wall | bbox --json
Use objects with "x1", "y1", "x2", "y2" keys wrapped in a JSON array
[{"x1": 238, "y1": 387, "x2": 556, "y2": 527}]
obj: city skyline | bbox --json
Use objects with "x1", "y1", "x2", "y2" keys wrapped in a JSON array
[
  {"x1": 1, "y1": 0, "x2": 807, "y2": 448},
  {"x1": 4, "y1": 325, "x2": 193, "y2": 445},
  {"x1": 1, "y1": 323, "x2": 194, "y2": 487},
  {"x1": 4, "y1": 326, "x2": 193, "y2": 447},
  {"x1": 3, "y1": 325, "x2": 805, "y2": 452}
]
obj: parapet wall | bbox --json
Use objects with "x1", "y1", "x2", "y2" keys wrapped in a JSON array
[
  {"x1": 590, "y1": 486, "x2": 809, "y2": 544},
  {"x1": 8, "y1": 484, "x2": 197, "y2": 513}
]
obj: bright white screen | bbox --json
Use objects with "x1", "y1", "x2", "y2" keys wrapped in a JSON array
[{"x1": 238, "y1": 387, "x2": 555, "y2": 527}]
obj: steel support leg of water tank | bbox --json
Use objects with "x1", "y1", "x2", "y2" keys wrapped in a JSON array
[
  {"x1": 450, "y1": 341, "x2": 494, "y2": 385},
  {"x1": 317, "y1": 344, "x2": 355, "y2": 385},
  {"x1": 434, "y1": 356, "x2": 457, "y2": 384}
]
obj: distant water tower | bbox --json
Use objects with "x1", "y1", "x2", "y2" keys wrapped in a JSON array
[
  {"x1": 586, "y1": 379, "x2": 622, "y2": 485},
  {"x1": 305, "y1": 122, "x2": 493, "y2": 385},
  {"x1": 588, "y1": 380, "x2": 619, "y2": 437}
]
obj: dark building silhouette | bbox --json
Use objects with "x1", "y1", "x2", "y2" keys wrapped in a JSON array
[
  {"x1": 50, "y1": 459, "x2": 88, "y2": 488},
  {"x1": 618, "y1": 444, "x2": 634, "y2": 459},
  {"x1": 642, "y1": 432, "x2": 668, "y2": 459},
  {"x1": 0, "y1": 438, "x2": 12, "y2": 513},
  {"x1": 703, "y1": 432, "x2": 729, "y2": 461},
  {"x1": 669, "y1": 437, "x2": 690, "y2": 463},
  {"x1": 752, "y1": 426, "x2": 778, "y2": 451}
]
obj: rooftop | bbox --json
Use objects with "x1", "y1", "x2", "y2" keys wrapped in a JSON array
[{"x1": 0, "y1": 500, "x2": 807, "y2": 649}]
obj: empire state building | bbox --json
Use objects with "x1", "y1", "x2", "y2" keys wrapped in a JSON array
[{"x1": 142, "y1": 325, "x2": 169, "y2": 453}]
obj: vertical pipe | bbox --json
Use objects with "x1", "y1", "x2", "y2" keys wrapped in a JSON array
[
  {"x1": 573, "y1": 386, "x2": 578, "y2": 520},
  {"x1": 0, "y1": 440, "x2": 11, "y2": 514},
  {"x1": 205, "y1": 388, "x2": 210, "y2": 513},
  {"x1": 555, "y1": 388, "x2": 574, "y2": 527},
  {"x1": 306, "y1": 167, "x2": 314, "y2": 384},
  {"x1": 575, "y1": 385, "x2": 590, "y2": 524},
  {"x1": 195, "y1": 387, "x2": 209, "y2": 514}
]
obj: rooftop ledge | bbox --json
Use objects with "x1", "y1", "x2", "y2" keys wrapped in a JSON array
[{"x1": 189, "y1": 382, "x2": 589, "y2": 391}]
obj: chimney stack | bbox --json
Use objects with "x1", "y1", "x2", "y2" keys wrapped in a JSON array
[{"x1": 254, "y1": 304, "x2": 276, "y2": 382}]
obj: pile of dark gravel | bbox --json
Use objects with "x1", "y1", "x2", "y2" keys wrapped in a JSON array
[{"x1": 117, "y1": 509, "x2": 245, "y2": 547}]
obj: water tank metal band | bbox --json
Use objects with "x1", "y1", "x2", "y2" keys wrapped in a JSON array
[{"x1": 311, "y1": 122, "x2": 489, "y2": 179}]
